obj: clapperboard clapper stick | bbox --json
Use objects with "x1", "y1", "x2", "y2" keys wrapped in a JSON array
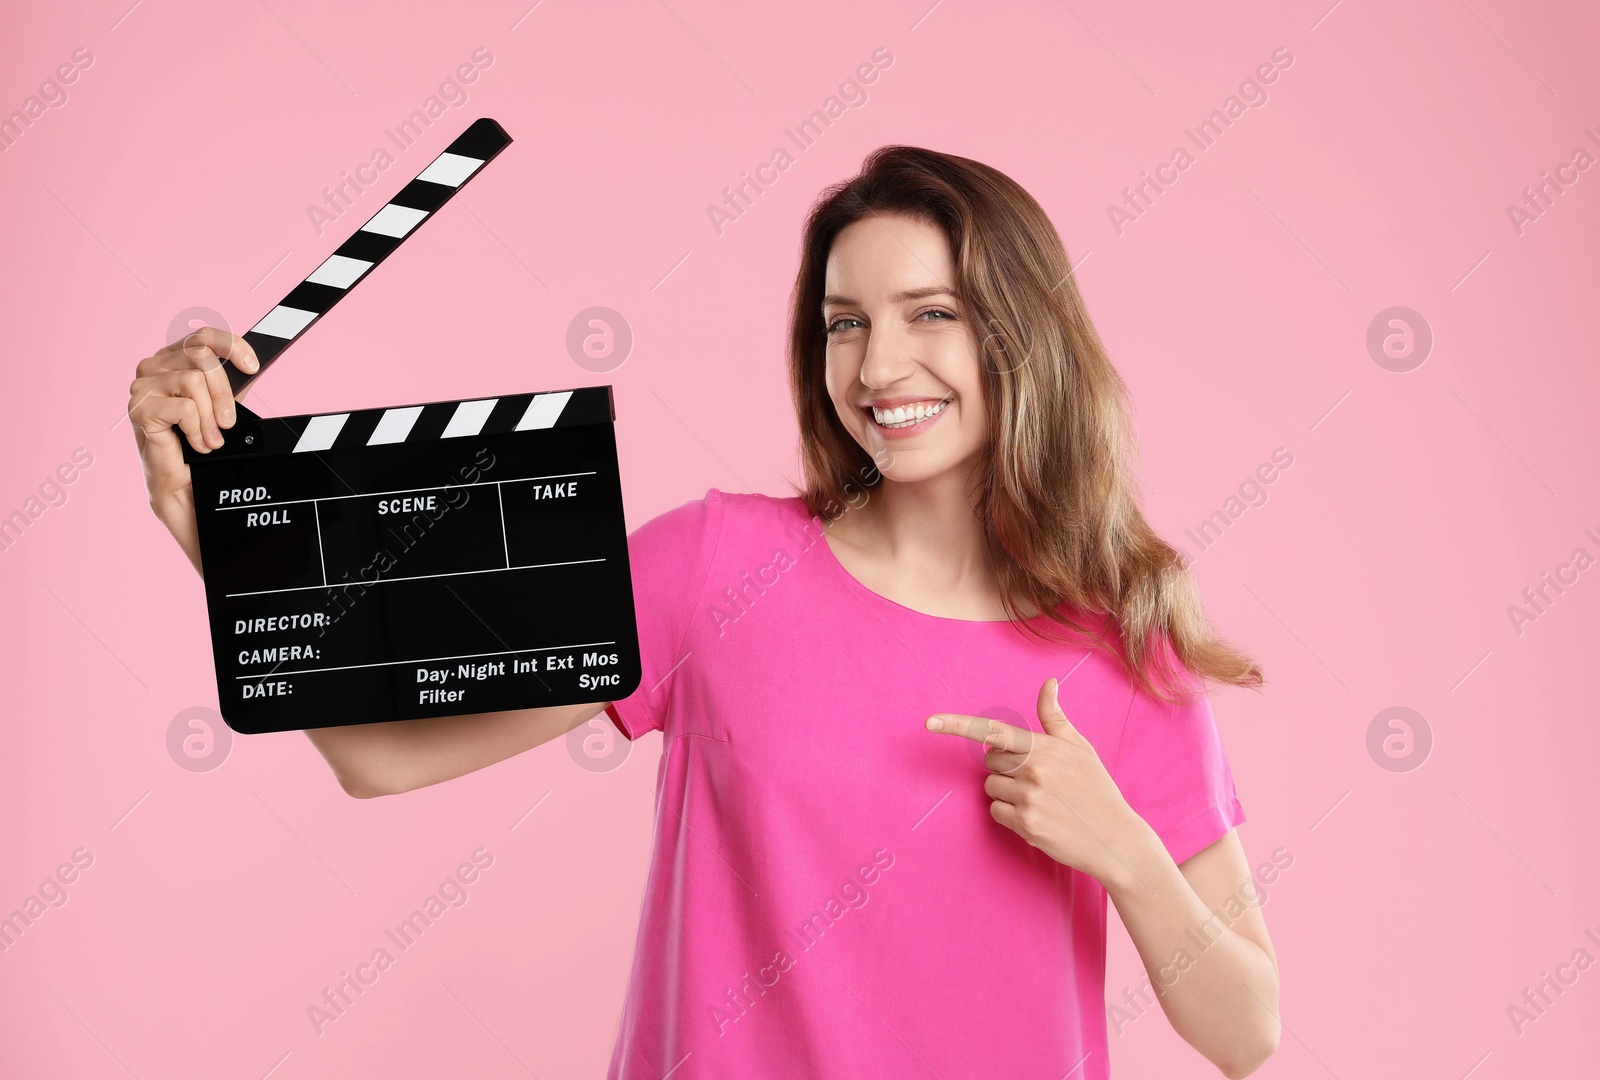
[{"x1": 182, "y1": 118, "x2": 642, "y2": 734}]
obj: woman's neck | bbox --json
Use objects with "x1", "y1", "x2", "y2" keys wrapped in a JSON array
[
  {"x1": 844, "y1": 471, "x2": 985, "y2": 562},
  {"x1": 825, "y1": 464, "x2": 1028, "y2": 617}
]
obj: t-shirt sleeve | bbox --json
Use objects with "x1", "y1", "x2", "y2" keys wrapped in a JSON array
[
  {"x1": 1111, "y1": 646, "x2": 1246, "y2": 867},
  {"x1": 603, "y1": 488, "x2": 724, "y2": 741}
]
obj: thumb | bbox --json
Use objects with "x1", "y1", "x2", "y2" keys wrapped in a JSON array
[{"x1": 1037, "y1": 677, "x2": 1078, "y2": 739}]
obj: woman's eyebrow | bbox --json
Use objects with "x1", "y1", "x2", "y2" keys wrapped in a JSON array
[{"x1": 822, "y1": 286, "x2": 958, "y2": 308}]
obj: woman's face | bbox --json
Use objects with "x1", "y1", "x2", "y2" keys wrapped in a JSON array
[{"x1": 821, "y1": 212, "x2": 987, "y2": 485}]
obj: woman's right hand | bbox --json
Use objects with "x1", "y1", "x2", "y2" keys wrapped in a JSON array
[{"x1": 127, "y1": 325, "x2": 260, "y2": 573}]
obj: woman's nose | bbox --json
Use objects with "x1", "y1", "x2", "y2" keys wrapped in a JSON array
[{"x1": 858, "y1": 325, "x2": 917, "y2": 387}]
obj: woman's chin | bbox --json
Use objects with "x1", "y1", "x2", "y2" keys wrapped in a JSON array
[{"x1": 868, "y1": 460, "x2": 962, "y2": 486}]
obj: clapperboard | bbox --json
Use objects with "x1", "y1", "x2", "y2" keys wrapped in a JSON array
[{"x1": 182, "y1": 118, "x2": 641, "y2": 734}]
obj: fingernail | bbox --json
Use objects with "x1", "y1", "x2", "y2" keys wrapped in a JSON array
[
  {"x1": 221, "y1": 408, "x2": 235, "y2": 426},
  {"x1": 926, "y1": 716, "x2": 943, "y2": 731}
]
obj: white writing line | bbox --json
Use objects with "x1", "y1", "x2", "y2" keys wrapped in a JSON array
[
  {"x1": 236, "y1": 642, "x2": 617, "y2": 680},
  {"x1": 496, "y1": 482, "x2": 511, "y2": 568},
  {"x1": 223, "y1": 558, "x2": 606, "y2": 598},
  {"x1": 313, "y1": 500, "x2": 327, "y2": 586},
  {"x1": 212, "y1": 471, "x2": 597, "y2": 511}
]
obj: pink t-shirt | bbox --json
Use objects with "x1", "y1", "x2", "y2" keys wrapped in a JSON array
[{"x1": 602, "y1": 488, "x2": 1245, "y2": 1079}]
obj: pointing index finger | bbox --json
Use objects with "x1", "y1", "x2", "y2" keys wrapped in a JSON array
[{"x1": 926, "y1": 713, "x2": 1034, "y2": 752}]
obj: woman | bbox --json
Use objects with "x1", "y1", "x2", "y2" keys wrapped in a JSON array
[{"x1": 128, "y1": 145, "x2": 1280, "y2": 1078}]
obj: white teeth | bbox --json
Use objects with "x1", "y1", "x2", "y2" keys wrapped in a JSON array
[{"x1": 872, "y1": 400, "x2": 948, "y2": 428}]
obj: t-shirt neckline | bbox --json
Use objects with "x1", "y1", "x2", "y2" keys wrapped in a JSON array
[{"x1": 809, "y1": 508, "x2": 1029, "y2": 626}]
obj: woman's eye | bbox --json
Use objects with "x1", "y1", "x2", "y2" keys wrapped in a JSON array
[{"x1": 826, "y1": 310, "x2": 952, "y2": 334}]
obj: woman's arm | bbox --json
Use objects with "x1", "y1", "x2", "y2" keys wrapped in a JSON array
[
  {"x1": 1104, "y1": 826, "x2": 1280, "y2": 1078},
  {"x1": 303, "y1": 701, "x2": 611, "y2": 798},
  {"x1": 926, "y1": 677, "x2": 1279, "y2": 1077}
]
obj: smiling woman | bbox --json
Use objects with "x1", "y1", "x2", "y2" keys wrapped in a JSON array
[
  {"x1": 128, "y1": 141, "x2": 1279, "y2": 1080},
  {"x1": 586, "y1": 147, "x2": 1279, "y2": 1079}
]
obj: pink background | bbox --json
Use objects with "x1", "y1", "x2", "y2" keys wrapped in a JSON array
[{"x1": 3, "y1": 0, "x2": 1598, "y2": 1076}]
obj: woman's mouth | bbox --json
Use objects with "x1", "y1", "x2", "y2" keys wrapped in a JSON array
[{"x1": 869, "y1": 399, "x2": 949, "y2": 429}]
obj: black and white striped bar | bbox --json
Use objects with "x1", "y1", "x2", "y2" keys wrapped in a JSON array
[
  {"x1": 230, "y1": 118, "x2": 512, "y2": 396},
  {"x1": 241, "y1": 385, "x2": 614, "y2": 456}
]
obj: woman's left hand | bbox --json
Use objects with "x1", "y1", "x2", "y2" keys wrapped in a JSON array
[{"x1": 926, "y1": 677, "x2": 1148, "y2": 887}]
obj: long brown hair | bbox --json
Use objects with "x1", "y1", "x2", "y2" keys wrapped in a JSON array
[{"x1": 784, "y1": 145, "x2": 1263, "y2": 705}]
